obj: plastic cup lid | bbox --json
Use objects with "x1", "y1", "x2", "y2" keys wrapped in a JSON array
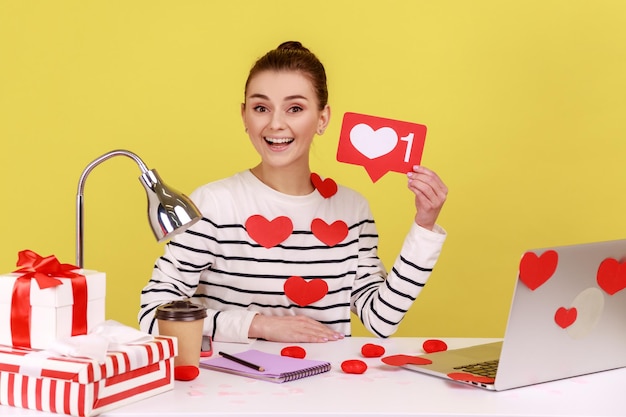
[{"x1": 155, "y1": 299, "x2": 208, "y2": 321}]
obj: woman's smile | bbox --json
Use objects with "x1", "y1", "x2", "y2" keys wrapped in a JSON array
[{"x1": 264, "y1": 136, "x2": 295, "y2": 148}]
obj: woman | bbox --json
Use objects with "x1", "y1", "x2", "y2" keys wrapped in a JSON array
[{"x1": 139, "y1": 41, "x2": 448, "y2": 343}]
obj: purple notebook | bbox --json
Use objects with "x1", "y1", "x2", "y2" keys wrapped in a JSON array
[{"x1": 199, "y1": 349, "x2": 331, "y2": 383}]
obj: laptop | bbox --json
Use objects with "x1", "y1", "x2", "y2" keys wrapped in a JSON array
[{"x1": 403, "y1": 238, "x2": 626, "y2": 391}]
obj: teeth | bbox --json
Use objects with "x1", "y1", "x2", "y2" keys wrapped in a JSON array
[{"x1": 265, "y1": 137, "x2": 294, "y2": 144}]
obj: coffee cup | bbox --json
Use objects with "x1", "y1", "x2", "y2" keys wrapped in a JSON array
[{"x1": 155, "y1": 299, "x2": 207, "y2": 368}]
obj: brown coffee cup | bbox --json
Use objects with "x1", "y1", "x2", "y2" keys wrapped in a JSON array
[{"x1": 155, "y1": 299, "x2": 207, "y2": 368}]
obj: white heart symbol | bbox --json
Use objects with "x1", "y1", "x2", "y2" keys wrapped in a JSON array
[{"x1": 349, "y1": 123, "x2": 398, "y2": 159}]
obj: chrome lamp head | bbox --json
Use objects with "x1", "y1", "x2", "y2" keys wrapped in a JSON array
[{"x1": 76, "y1": 149, "x2": 201, "y2": 268}]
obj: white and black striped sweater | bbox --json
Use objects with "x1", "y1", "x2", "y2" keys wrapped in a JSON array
[{"x1": 139, "y1": 170, "x2": 446, "y2": 343}]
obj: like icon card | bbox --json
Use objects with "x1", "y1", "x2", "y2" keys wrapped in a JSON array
[{"x1": 336, "y1": 112, "x2": 427, "y2": 182}]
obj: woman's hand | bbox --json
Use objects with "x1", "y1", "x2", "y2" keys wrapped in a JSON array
[
  {"x1": 249, "y1": 314, "x2": 344, "y2": 343},
  {"x1": 407, "y1": 165, "x2": 448, "y2": 231}
]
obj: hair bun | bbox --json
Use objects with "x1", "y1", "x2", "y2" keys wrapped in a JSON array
[
  {"x1": 277, "y1": 41, "x2": 310, "y2": 53},
  {"x1": 245, "y1": 40, "x2": 328, "y2": 109}
]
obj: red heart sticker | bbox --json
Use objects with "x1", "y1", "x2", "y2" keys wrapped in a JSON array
[
  {"x1": 519, "y1": 250, "x2": 559, "y2": 291},
  {"x1": 597, "y1": 258, "x2": 626, "y2": 295},
  {"x1": 422, "y1": 339, "x2": 448, "y2": 353},
  {"x1": 281, "y1": 346, "x2": 307, "y2": 359},
  {"x1": 447, "y1": 372, "x2": 495, "y2": 384},
  {"x1": 174, "y1": 365, "x2": 200, "y2": 381},
  {"x1": 554, "y1": 306, "x2": 577, "y2": 329},
  {"x1": 245, "y1": 215, "x2": 293, "y2": 248},
  {"x1": 361, "y1": 343, "x2": 385, "y2": 358},
  {"x1": 284, "y1": 276, "x2": 329, "y2": 306},
  {"x1": 310, "y1": 173, "x2": 338, "y2": 198},
  {"x1": 311, "y1": 218, "x2": 348, "y2": 247},
  {"x1": 381, "y1": 354, "x2": 433, "y2": 366},
  {"x1": 341, "y1": 359, "x2": 368, "y2": 374}
]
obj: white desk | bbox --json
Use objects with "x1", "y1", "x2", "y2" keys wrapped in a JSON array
[{"x1": 2, "y1": 337, "x2": 624, "y2": 417}]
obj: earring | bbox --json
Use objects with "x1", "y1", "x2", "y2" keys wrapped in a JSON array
[{"x1": 317, "y1": 128, "x2": 325, "y2": 135}]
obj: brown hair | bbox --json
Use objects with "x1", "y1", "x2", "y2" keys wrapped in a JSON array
[{"x1": 244, "y1": 41, "x2": 328, "y2": 110}]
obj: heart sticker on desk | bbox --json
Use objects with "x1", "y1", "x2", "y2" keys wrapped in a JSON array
[
  {"x1": 311, "y1": 219, "x2": 348, "y2": 247},
  {"x1": 311, "y1": 173, "x2": 337, "y2": 198},
  {"x1": 341, "y1": 359, "x2": 368, "y2": 374},
  {"x1": 422, "y1": 339, "x2": 448, "y2": 353},
  {"x1": 361, "y1": 343, "x2": 386, "y2": 358},
  {"x1": 381, "y1": 354, "x2": 433, "y2": 366},
  {"x1": 281, "y1": 346, "x2": 307, "y2": 359},
  {"x1": 284, "y1": 276, "x2": 328, "y2": 306},
  {"x1": 554, "y1": 306, "x2": 577, "y2": 329},
  {"x1": 596, "y1": 257, "x2": 626, "y2": 295},
  {"x1": 519, "y1": 250, "x2": 558, "y2": 291},
  {"x1": 246, "y1": 215, "x2": 293, "y2": 248}
]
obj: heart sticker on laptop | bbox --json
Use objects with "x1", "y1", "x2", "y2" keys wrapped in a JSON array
[
  {"x1": 518, "y1": 250, "x2": 559, "y2": 291},
  {"x1": 596, "y1": 257, "x2": 626, "y2": 295},
  {"x1": 284, "y1": 276, "x2": 328, "y2": 306},
  {"x1": 554, "y1": 306, "x2": 577, "y2": 328},
  {"x1": 381, "y1": 354, "x2": 433, "y2": 366},
  {"x1": 447, "y1": 372, "x2": 495, "y2": 384}
]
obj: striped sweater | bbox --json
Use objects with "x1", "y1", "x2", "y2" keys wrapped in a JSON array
[{"x1": 138, "y1": 170, "x2": 446, "y2": 343}]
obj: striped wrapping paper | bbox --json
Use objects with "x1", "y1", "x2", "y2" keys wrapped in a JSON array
[{"x1": 0, "y1": 336, "x2": 176, "y2": 417}]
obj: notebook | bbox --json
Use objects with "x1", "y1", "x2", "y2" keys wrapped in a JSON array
[
  {"x1": 402, "y1": 238, "x2": 626, "y2": 391},
  {"x1": 199, "y1": 349, "x2": 331, "y2": 383}
]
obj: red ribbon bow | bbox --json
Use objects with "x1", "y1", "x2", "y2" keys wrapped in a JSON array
[{"x1": 10, "y1": 249, "x2": 88, "y2": 348}]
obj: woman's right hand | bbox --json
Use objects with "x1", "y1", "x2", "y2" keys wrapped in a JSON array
[{"x1": 249, "y1": 314, "x2": 344, "y2": 343}]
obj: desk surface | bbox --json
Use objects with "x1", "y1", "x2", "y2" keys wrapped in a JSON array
[{"x1": 2, "y1": 337, "x2": 624, "y2": 417}]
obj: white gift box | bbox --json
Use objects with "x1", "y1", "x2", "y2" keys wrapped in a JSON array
[
  {"x1": 0, "y1": 336, "x2": 176, "y2": 417},
  {"x1": 0, "y1": 269, "x2": 106, "y2": 349}
]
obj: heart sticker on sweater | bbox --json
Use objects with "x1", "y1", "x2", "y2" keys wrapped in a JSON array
[
  {"x1": 284, "y1": 276, "x2": 328, "y2": 306},
  {"x1": 310, "y1": 173, "x2": 337, "y2": 198},
  {"x1": 596, "y1": 258, "x2": 626, "y2": 295},
  {"x1": 311, "y1": 218, "x2": 348, "y2": 247},
  {"x1": 245, "y1": 215, "x2": 293, "y2": 248},
  {"x1": 519, "y1": 250, "x2": 558, "y2": 291},
  {"x1": 554, "y1": 307, "x2": 577, "y2": 329}
]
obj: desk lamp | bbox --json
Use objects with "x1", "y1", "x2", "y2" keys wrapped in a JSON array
[{"x1": 75, "y1": 149, "x2": 201, "y2": 268}]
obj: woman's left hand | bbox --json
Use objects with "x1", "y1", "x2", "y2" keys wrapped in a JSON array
[{"x1": 407, "y1": 165, "x2": 448, "y2": 231}]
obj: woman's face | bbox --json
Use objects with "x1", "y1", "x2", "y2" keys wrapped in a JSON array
[{"x1": 241, "y1": 70, "x2": 330, "y2": 171}]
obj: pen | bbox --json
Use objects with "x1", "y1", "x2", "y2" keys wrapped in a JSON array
[{"x1": 218, "y1": 351, "x2": 265, "y2": 372}]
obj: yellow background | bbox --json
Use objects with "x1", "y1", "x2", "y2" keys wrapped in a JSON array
[{"x1": 1, "y1": 1, "x2": 625, "y2": 338}]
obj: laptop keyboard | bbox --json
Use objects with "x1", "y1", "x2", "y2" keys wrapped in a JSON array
[{"x1": 453, "y1": 359, "x2": 499, "y2": 378}]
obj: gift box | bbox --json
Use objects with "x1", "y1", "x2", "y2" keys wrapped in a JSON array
[
  {"x1": 0, "y1": 250, "x2": 106, "y2": 349},
  {"x1": 0, "y1": 269, "x2": 106, "y2": 350},
  {"x1": 0, "y1": 336, "x2": 176, "y2": 417}
]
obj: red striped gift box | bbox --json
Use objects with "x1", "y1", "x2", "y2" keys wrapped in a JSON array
[{"x1": 0, "y1": 336, "x2": 176, "y2": 417}]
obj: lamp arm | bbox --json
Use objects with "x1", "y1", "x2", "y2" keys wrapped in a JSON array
[{"x1": 75, "y1": 149, "x2": 150, "y2": 268}]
